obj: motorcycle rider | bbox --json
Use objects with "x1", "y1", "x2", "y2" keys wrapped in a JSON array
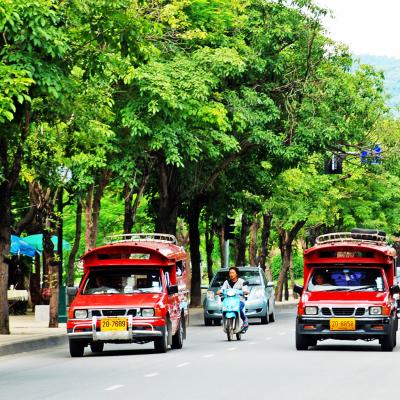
[{"x1": 217, "y1": 267, "x2": 249, "y2": 331}]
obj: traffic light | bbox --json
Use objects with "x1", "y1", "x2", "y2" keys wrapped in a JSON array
[
  {"x1": 224, "y1": 217, "x2": 235, "y2": 240},
  {"x1": 324, "y1": 154, "x2": 343, "y2": 174},
  {"x1": 361, "y1": 145, "x2": 382, "y2": 165}
]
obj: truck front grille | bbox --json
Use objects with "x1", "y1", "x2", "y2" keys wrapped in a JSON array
[{"x1": 332, "y1": 308, "x2": 355, "y2": 316}]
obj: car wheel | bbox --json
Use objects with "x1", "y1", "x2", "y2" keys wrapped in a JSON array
[
  {"x1": 69, "y1": 340, "x2": 85, "y2": 357},
  {"x1": 260, "y1": 307, "x2": 269, "y2": 325},
  {"x1": 90, "y1": 341, "x2": 104, "y2": 353},
  {"x1": 269, "y1": 307, "x2": 275, "y2": 323},
  {"x1": 154, "y1": 326, "x2": 169, "y2": 353},
  {"x1": 204, "y1": 317, "x2": 213, "y2": 326},
  {"x1": 213, "y1": 318, "x2": 221, "y2": 326},
  {"x1": 171, "y1": 318, "x2": 184, "y2": 349}
]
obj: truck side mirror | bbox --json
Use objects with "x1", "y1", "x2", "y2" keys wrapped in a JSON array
[
  {"x1": 67, "y1": 286, "x2": 78, "y2": 297},
  {"x1": 293, "y1": 284, "x2": 304, "y2": 296},
  {"x1": 390, "y1": 285, "x2": 400, "y2": 295},
  {"x1": 168, "y1": 285, "x2": 179, "y2": 295}
]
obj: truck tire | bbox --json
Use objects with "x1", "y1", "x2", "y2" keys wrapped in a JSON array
[
  {"x1": 69, "y1": 340, "x2": 85, "y2": 357},
  {"x1": 154, "y1": 327, "x2": 168, "y2": 353},
  {"x1": 171, "y1": 318, "x2": 184, "y2": 349},
  {"x1": 295, "y1": 328, "x2": 309, "y2": 351},
  {"x1": 381, "y1": 327, "x2": 395, "y2": 352}
]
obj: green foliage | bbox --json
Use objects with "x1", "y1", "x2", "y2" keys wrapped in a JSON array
[{"x1": 271, "y1": 253, "x2": 303, "y2": 280}]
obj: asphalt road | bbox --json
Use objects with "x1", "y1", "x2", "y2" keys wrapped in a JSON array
[{"x1": 1, "y1": 307, "x2": 399, "y2": 400}]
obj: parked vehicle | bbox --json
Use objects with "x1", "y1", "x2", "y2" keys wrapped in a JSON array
[
  {"x1": 221, "y1": 288, "x2": 245, "y2": 341},
  {"x1": 294, "y1": 229, "x2": 400, "y2": 351},
  {"x1": 66, "y1": 234, "x2": 190, "y2": 357},
  {"x1": 203, "y1": 267, "x2": 275, "y2": 326}
]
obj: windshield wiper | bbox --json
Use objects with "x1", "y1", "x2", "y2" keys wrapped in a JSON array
[
  {"x1": 318, "y1": 288, "x2": 351, "y2": 292},
  {"x1": 345, "y1": 285, "x2": 379, "y2": 292}
]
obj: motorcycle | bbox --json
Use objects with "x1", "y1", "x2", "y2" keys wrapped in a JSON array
[{"x1": 220, "y1": 288, "x2": 246, "y2": 341}]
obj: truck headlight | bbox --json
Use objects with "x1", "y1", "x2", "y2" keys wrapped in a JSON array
[
  {"x1": 74, "y1": 309, "x2": 88, "y2": 319},
  {"x1": 304, "y1": 306, "x2": 318, "y2": 315},
  {"x1": 207, "y1": 290, "x2": 215, "y2": 300},
  {"x1": 141, "y1": 308, "x2": 155, "y2": 317},
  {"x1": 369, "y1": 306, "x2": 382, "y2": 316}
]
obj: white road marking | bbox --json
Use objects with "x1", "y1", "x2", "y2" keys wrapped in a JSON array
[
  {"x1": 227, "y1": 347, "x2": 237, "y2": 351},
  {"x1": 176, "y1": 362, "x2": 190, "y2": 368},
  {"x1": 247, "y1": 342, "x2": 257, "y2": 345},
  {"x1": 203, "y1": 354, "x2": 215, "y2": 358},
  {"x1": 265, "y1": 337, "x2": 272, "y2": 341},
  {"x1": 144, "y1": 373, "x2": 159, "y2": 378},
  {"x1": 279, "y1": 332, "x2": 287, "y2": 336},
  {"x1": 105, "y1": 385, "x2": 124, "y2": 391}
]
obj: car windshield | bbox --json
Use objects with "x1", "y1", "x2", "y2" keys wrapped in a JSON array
[
  {"x1": 211, "y1": 270, "x2": 262, "y2": 288},
  {"x1": 82, "y1": 268, "x2": 162, "y2": 295},
  {"x1": 307, "y1": 267, "x2": 385, "y2": 292}
]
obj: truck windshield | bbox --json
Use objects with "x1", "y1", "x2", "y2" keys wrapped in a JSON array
[
  {"x1": 211, "y1": 270, "x2": 262, "y2": 287},
  {"x1": 307, "y1": 268, "x2": 385, "y2": 292},
  {"x1": 82, "y1": 268, "x2": 162, "y2": 295}
]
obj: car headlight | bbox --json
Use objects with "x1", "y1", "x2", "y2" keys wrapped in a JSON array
[
  {"x1": 369, "y1": 306, "x2": 382, "y2": 316},
  {"x1": 74, "y1": 309, "x2": 88, "y2": 319},
  {"x1": 207, "y1": 290, "x2": 215, "y2": 300},
  {"x1": 141, "y1": 308, "x2": 155, "y2": 317},
  {"x1": 304, "y1": 306, "x2": 318, "y2": 315}
]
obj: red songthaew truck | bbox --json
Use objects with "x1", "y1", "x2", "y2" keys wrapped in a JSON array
[
  {"x1": 67, "y1": 234, "x2": 190, "y2": 357},
  {"x1": 294, "y1": 229, "x2": 399, "y2": 351}
]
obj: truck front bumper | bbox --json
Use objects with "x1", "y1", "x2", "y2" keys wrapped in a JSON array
[
  {"x1": 67, "y1": 315, "x2": 164, "y2": 342},
  {"x1": 297, "y1": 316, "x2": 394, "y2": 340}
]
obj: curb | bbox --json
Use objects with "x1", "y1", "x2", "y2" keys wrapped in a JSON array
[{"x1": 0, "y1": 335, "x2": 67, "y2": 357}]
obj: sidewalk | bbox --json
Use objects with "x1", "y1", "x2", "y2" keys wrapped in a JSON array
[
  {"x1": 0, "y1": 312, "x2": 66, "y2": 357},
  {"x1": 0, "y1": 300, "x2": 298, "y2": 357}
]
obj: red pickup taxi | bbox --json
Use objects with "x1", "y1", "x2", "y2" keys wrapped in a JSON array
[
  {"x1": 66, "y1": 234, "x2": 189, "y2": 357},
  {"x1": 294, "y1": 229, "x2": 400, "y2": 351}
]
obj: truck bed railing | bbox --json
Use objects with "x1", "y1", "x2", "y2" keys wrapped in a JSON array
[
  {"x1": 316, "y1": 232, "x2": 387, "y2": 245},
  {"x1": 105, "y1": 233, "x2": 177, "y2": 245}
]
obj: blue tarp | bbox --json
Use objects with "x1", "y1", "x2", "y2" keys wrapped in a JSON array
[
  {"x1": 22, "y1": 234, "x2": 71, "y2": 252},
  {"x1": 10, "y1": 235, "x2": 37, "y2": 257}
]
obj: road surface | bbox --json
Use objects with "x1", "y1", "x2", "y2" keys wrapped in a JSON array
[{"x1": 0, "y1": 307, "x2": 398, "y2": 400}]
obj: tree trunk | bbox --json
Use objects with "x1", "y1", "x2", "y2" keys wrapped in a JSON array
[
  {"x1": 155, "y1": 159, "x2": 179, "y2": 235},
  {"x1": 275, "y1": 221, "x2": 306, "y2": 301},
  {"x1": 123, "y1": 164, "x2": 150, "y2": 234},
  {"x1": 249, "y1": 214, "x2": 260, "y2": 266},
  {"x1": 205, "y1": 221, "x2": 215, "y2": 282},
  {"x1": 0, "y1": 184, "x2": 11, "y2": 334},
  {"x1": 67, "y1": 200, "x2": 82, "y2": 288},
  {"x1": 218, "y1": 226, "x2": 225, "y2": 268},
  {"x1": 188, "y1": 199, "x2": 202, "y2": 307},
  {"x1": 43, "y1": 230, "x2": 58, "y2": 328},
  {"x1": 259, "y1": 211, "x2": 273, "y2": 280},
  {"x1": 84, "y1": 170, "x2": 111, "y2": 252},
  {"x1": 236, "y1": 215, "x2": 250, "y2": 266}
]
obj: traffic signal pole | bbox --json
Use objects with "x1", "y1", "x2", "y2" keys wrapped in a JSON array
[{"x1": 224, "y1": 239, "x2": 229, "y2": 269}]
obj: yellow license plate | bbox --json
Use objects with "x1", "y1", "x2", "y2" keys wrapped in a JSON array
[
  {"x1": 100, "y1": 318, "x2": 128, "y2": 332},
  {"x1": 330, "y1": 318, "x2": 356, "y2": 331}
]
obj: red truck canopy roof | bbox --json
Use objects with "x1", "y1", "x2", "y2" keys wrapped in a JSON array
[
  {"x1": 304, "y1": 233, "x2": 397, "y2": 286},
  {"x1": 81, "y1": 234, "x2": 187, "y2": 272}
]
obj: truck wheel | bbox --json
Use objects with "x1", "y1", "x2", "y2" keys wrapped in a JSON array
[
  {"x1": 69, "y1": 340, "x2": 85, "y2": 357},
  {"x1": 171, "y1": 318, "x2": 184, "y2": 349},
  {"x1": 204, "y1": 317, "x2": 213, "y2": 326},
  {"x1": 154, "y1": 326, "x2": 168, "y2": 353},
  {"x1": 295, "y1": 329, "x2": 309, "y2": 351},
  {"x1": 90, "y1": 342, "x2": 104, "y2": 353},
  {"x1": 381, "y1": 331, "x2": 395, "y2": 352}
]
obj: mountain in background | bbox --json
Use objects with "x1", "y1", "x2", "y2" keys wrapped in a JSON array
[{"x1": 357, "y1": 55, "x2": 400, "y2": 112}]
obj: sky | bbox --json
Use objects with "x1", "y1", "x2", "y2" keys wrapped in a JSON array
[{"x1": 316, "y1": 0, "x2": 400, "y2": 59}]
